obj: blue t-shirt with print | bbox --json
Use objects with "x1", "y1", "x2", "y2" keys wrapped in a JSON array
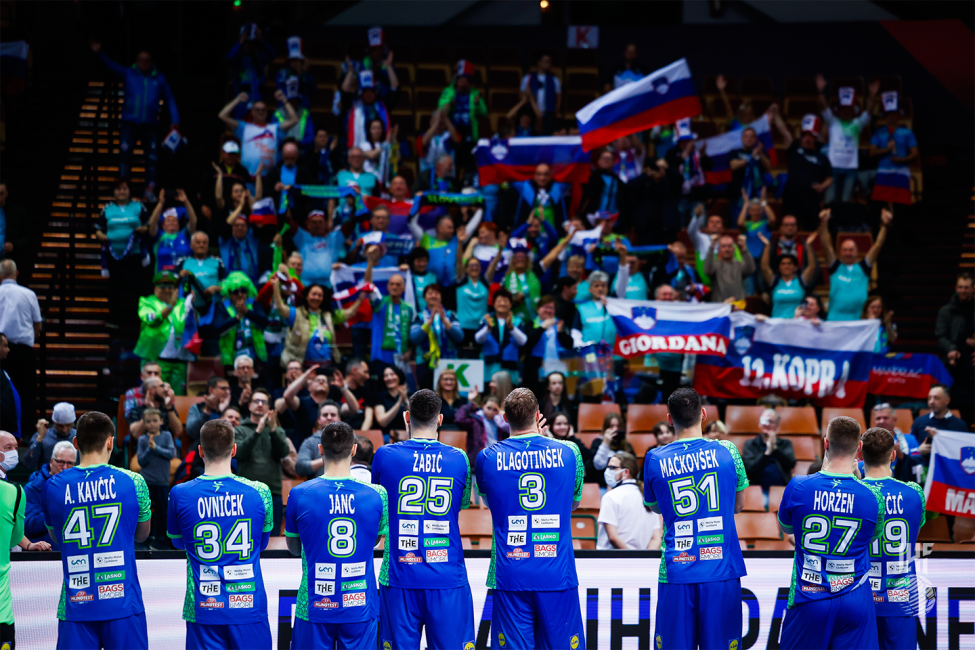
[
  {"x1": 293, "y1": 228, "x2": 345, "y2": 287},
  {"x1": 870, "y1": 126, "x2": 917, "y2": 171}
]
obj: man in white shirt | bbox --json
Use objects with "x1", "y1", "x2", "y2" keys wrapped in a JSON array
[
  {"x1": 597, "y1": 452, "x2": 662, "y2": 550},
  {"x1": 520, "y1": 54, "x2": 562, "y2": 136},
  {"x1": 0, "y1": 259, "x2": 42, "y2": 437},
  {"x1": 815, "y1": 74, "x2": 878, "y2": 203}
]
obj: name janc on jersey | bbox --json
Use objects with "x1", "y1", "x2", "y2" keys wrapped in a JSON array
[{"x1": 329, "y1": 493, "x2": 355, "y2": 515}]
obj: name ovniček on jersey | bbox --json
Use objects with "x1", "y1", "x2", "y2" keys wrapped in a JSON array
[
  {"x1": 496, "y1": 448, "x2": 566, "y2": 471},
  {"x1": 659, "y1": 448, "x2": 719, "y2": 478},
  {"x1": 197, "y1": 494, "x2": 247, "y2": 518}
]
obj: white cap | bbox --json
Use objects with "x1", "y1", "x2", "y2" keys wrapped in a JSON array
[
  {"x1": 222, "y1": 140, "x2": 240, "y2": 154},
  {"x1": 52, "y1": 402, "x2": 76, "y2": 425}
]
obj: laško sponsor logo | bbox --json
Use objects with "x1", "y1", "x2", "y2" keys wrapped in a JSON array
[
  {"x1": 426, "y1": 548, "x2": 448, "y2": 563},
  {"x1": 343, "y1": 592, "x2": 367, "y2": 608},
  {"x1": 697, "y1": 534, "x2": 723, "y2": 545},
  {"x1": 95, "y1": 570, "x2": 125, "y2": 583},
  {"x1": 69, "y1": 590, "x2": 94, "y2": 603},
  {"x1": 534, "y1": 544, "x2": 557, "y2": 558},
  {"x1": 532, "y1": 532, "x2": 559, "y2": 542},
  {"x1": 672, "y1": 552, "x2": 696, "y2": 563},
  {"x1": 226, "y1": 581, "x2": 255, "y2": 593},
  {"x1": 397, "y1": 552, "x2": 423, "y2": 564},
  {"x1": 313, "y1": 598, "x2": 339, "y2": 609},
  {"x1": 199, "y1": 597, "x2": 225, "y2": 609},
  {"x1": 506, "y1": 547, "x2": 530, "y2": 559}
]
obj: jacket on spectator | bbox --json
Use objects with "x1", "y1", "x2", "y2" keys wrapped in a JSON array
[
  {"x1": 410, "y1": 309, "x2": 465, "y2": 366},
  {"x1": 234, "y1": 418, "x2": 290, "y2": 496},
  {"x1": 454, "y1": 402, "x2": 506, "y2": 468},
  {"x1": 185, "y1": 402, "x2": 219, "y2": 450},
  {"x1": 295, "y1": 430, "x2": 324, "y2": 479},
  {"x1": 24, "y1": 465, "x2": 55, "y2": 547},
  {"x1": 475, "y1": 315, "x2": 527, "y2": 371},
  {"x1": 935, "y1": 293, "x2": 974, "y2": 357},
  {"x1": 133, "y1": 295, "x2": 188, "y2": 362},
  {"x1": 498, "y1": 181, "x2": 569, "y2": 235},
  {"x1": 579, "y1": 172, "x2": 630, "y2": 224},
  {"x1": 436, "y1": 85, "x2": 488, "y2": 140},
  {"x1": 742, "y1": 435, "x2": 796, "y2": 487},
  {"x1": 98, "y1": 51, "x2": 179, "y2": 125}
]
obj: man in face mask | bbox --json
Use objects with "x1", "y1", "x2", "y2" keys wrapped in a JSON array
[
  {"x1": 0, "y1": 430, "x2": 18, "y2": 480},
  {"x1": 596, "y1": 452, "x2": 661, "y2": 550}
]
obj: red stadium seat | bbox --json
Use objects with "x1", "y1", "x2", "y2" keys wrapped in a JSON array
[
  {"x1": 571, "y1": 515, "x2": 598, "y2": 550},
  {"x1": 626, "y1": 404, "x2": 668, "y2": 434},
  {"x1": 627, "y1": 434, "x2": 657, "y2": 459},
  {"x1": 720, "y1": 434, "x2": 752, "y2": 455},
  {"x1": 917, "y1": 516, "x2": 952, "y2": 543},
  {"x1": 577, "y1": 403, "x2": 620, "y2": 433},
  {"x1": 778, "y1": 407, "x2": 819, "y2": 435},
  {"x1": 735, "y1": 512, "x2": 782, "y2": 541},
  {"x1": 790, "y1": 437, "x2": 820, "y2": 462},
  {"x1": 575, "y1": 432, "x2": 601, "y2": 449},
  {"x1": 459, "y1": 509, "x2": 493, "y2": 548},
  {"x1": 768, "y1": 486, "x2": 786, "y2": 513},
  {"x1": 793, "y1": 461, "x2": 815, "y2": 476},
  {"x1": 578, "y1": 483, "x2": 602, "y2": 512},
  {"x1": 821, "y1": 408, "x2": 866, "y2": 438},
  {"x1": 742, "y1": 486, "x2": 765, "y2": 512},
  {"x1": 438, "y1": 429, "x2": 467, "y2": 452},
  {"x1": 356, "y1": 430, "x2": 385, "y2": 451},
  {"x1": 726, "y1": 406, "x2": 764, "y2": 434}
]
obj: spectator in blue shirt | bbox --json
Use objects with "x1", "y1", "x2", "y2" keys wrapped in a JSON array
[
  {"x1": 289, "y1": 209, "x2": 345, "y2": 288},
  {"x1": 24, "y1": 440, "x2": 77, "y2": 549},
  {"x1": 869, "y1": 93, "x2": 919, "y2": 172},
  {"x1": 819, "y1": 208, "x2": 891, "y2": 321}
]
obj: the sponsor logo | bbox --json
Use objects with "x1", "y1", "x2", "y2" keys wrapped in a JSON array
[
  {"x1": 506, "y1": 547, "x2": 530, "y2": 559},
  {"x1": 729, "y1": 641, "x2": 738, "y2": 650},
  {"x1": 69, "y1": 574, "x2": 91, "y2": 590},
  {"x1": 656, "y1": 634, "x2": 663, "y2": 649},
  {"x1": 534, "y1": 544, "x2": 557, "y2": 558},
  {"x1": 315, "y1": 581, "x2": 335, "y2": 596},
  {"x1": 827, "y1": 574, "x2": 854, "y2": 593},
  {"x1": 801, "y1": 568, "x2": 822, "y2": 584},
  {"x1": 887, "y1": 577, "x2": 911, "y2": 589},
  {"x1": 499, "y1": 633, "x2": 506, "y2": 647},
  {"x1": 315, "y1": 563, "x2": 336, "y2": 580},
  {"x1": 93, "y1": 551, "x2": 124, "y2": 568},
  {"x1": 98, "y1": 583, "x2": 125, "y2": 600},
  {"x1": 697, "y1": 516, "x2": 723, "y2": 531},
  {"x1": 199, "y1": 597, "x2": 224, "y2": 609},
  {"x1": 399, "y1": 520, "x2": 420, "y2": 536},
  {"x1": 342, "y1": 580, "x2": 367, "y2": 591},
  {"x1": 226, "y1": 581, "x2": 255, "y2": 593},
  {"x1": 887, "y1": 561, "x2": 909, "y2": 575},
  {"x1": 426, "y1": 549, "x2": 448, "y2": 563},
  {"x1": 67, "y1": 555, "x2": 89, "y2": 573},
  {"x1": 95, "y1": 571, "x2": 124, "y2": 583},
  {"x1": 424, "y1": 520, "x2": 449, "y2": 535},
  {"x1": 200, "y1": 582, "x2": 221, "y2": 596},
  {"x1": 801, "y1": 585, "x2": 827, "y2": 593},
  {"x1": 223, "y1": 565, "x2": 254, "y2": 580},
  {"x1": 398, "y1": 552, "x2": 423, "y2": 564},
  {"x1": 423, "y1": 537, "x2": 450, "y2": 547},
  {"x1": 465, "y1": 643, "x2": 475, "y2": 650},
  {"x1": 384, "y1": 642, "x2": 392, "y2": 650},
  {"x1": 674, "y1": 521, "x2": 694, "y2": 537},
  {"x1": 508, "y1": 516, "x2": 528, "y2": 531},
  {"x1": 803, "y1": 555, "x2": 822, "y2": 572},
  {"x1": 532, "y1": 532, "x2": 559, "y2": 542},
  {"x1": 870, "y1": 578, "x2": 882, "y2": 592},
  {"x1": 343, "y1": 592, "x2": 367, "y2": 608},
  {"x1": 672, "y1": 552, "x2": 696, "y2": 563},
  {"x1": 674, "y1": 537, "x2": 694, "y2": 551},
  {"x1": 313, "y1": 598, "x2": 339, "y2": 609},
  {"x1": 69, "y1": 590, "x2": 94, "y2": 603},
  {"x1": 869, "y1": 562, "x2": 882, "y2": 577},
  {"x1": 342, "y1": 562, "x2": 366, "y2": 577},
  {"x1": 399, "y1": 536, "x2": 419, "y2": 551},
  {"x1": 825, "y1": 559, "x2": 855, "y2": 573},
  {"x1": 507, "y1": 532, "x2": 528, "y2": 546},
  {"x1": 200, "y1": 566, "x2": 220, "y2": 581},
  {"x1": 570, "y1": 635, "x2": 580, "y2": 649},
  {"x1": 887, "y1": 589, "x2": 910, "y2": 603},
  {"x1": 697, "y1": 534, "x2": 723, "y2": 545},
  {"x1": 700, "y1": 546, "x2": 723, "y2": 561},
  {"x1": 532, "y1": 515, "x2": 560, "y2": 528},
  {"x1": 229, "y1": 594, "x2": 254, "y2": 608}
]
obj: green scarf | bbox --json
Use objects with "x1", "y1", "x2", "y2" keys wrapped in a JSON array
[
  {"x1": 503, "y1": 270, "x2": 541, "y2": 319},
  {"x1": 421, "y1": 322, "x2": 441, "y2": 369},
  {"x1": 218, "y1": 299, "x2": 268, "y2": 365},
  {"x1": 378, "y1": 296, "x2": 413, "y2": 352}
]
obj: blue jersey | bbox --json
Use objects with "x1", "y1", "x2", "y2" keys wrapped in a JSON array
[
  {"x1": 166, "y1": 474, "x2": 273, "y2": 624},
  {"x1": 370, "y1": 438, "x2": 472, "y2": 588},
  {"x1": 285, "y1": 477, "x2": 388, "y2": 623},
  {"x1": 778, "y1": 472, "x2": 885, "y2": 607},
  {"x1": 42, "y1": 464, "x2": 151, "y2": 622},
  {"x1": 643, "y1": 438, "x2": 749, "y2": 584},
  {"x1": 475, "y1": 433, "x2": 583, "y2": 591},
  {"x1": 862, "y1": 476, "x2": 926, "y2": 617}
]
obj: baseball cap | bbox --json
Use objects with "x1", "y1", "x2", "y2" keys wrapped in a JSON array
[
  {"x1": 52, "y1": 402, "x2": 76, "y2": 425},
  {"x1": 222, "y1": 140, "x2": 240, "y2": 154},
  {"x1": 153, "y1": 270, "x2": 179, "y2": 286}
]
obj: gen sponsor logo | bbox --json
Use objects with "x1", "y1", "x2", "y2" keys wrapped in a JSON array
[
  {"x1": 508, "y1": 516, "x2": 528, "y2": 531},
  {"x1": 699, "y1": 546, "x2": 723, "y2": 561},
  {"x1": 94, "y1": 571, "x2": 124, "y2": 583},
  {"x1": 399, "y1": 536, "x2": 419, "y2": 551},
  {"x1": 423, "y1": 537, "x2": 449, "y2": 547},
  {"x1": 69, "y1": 590, "x2": 94, "y2": 603},
  {"x1": 398, "y1": 552, "x2": 423, "y2": 564},
  {"x1": 507, "y1": 532, "x2": 527, "y2": 546},
  {"x1": 672, "y1": 552, "x2": 696, "y2": 563},
  {"x1": 426, "y1": 549, "x2": 449, "y2": 563},
  {"x1": 199, "y1": 597, "x2": 224, "y2": 609},
  {"x1": 343, "y1": 592, "x2": 367, "y2": 608},
  {"x1": 98, "y1": 583, "x2": 125, "y2": 600},
  {"x1": 673, "y1": 521, "x2": 693, "y2": 537},
  {"x1": 200, "y1": 581, "x2": 221, "y2": 596},
  {"x1": 93, "y1": 551, "x2": 124, "y2": 568},
  {"x1": 887, "y1": 577, "x2": 911, "y2": 589},
  {"x1": 697, "y1": 516, "x2": 722, "y2": 531},
  {"x1": 887, "y1": 589, "x2": 910, "y2": 602},
  {"x1": 229, "y1": 594, "x2": 253, "y2": 608},
  {"x1": 803, "y1": 555, "x2": 822, "y2": 572},
  {"x1": 870, "y1": 578, "x2": 882, "y2": 592},
  {"x1": 825, "y1": 559, "x2": 855, "y2": 573},
  {"x1": 674, "y1": 537, "x2": 694, "y2": 551},
  {"x1": 697, "y1": 534, "x2": 723, "y2": 545},
  {"x1": 67, "y1": 555, "x2": 89, "y2": 573},
  {"x1": 226, "y1": 582, "x2": 255, "y2": 593},
  {"x1": 223, "y1": 565, "x2": 254, "y2": 580},
  {"x1": 200, "y1": 566, "x2": 220, "y2": 581},
  {"x1": 399, "y1": 520, "x2": 420, "y2": 536},
  {"x1": 69, "y1": 574, "x2": 90, "y2": 590},
  {"x1": 506, "y1": 547, "x2": 530, "y2": 559},
  {"x1": 316, "y1": 563, "x2": 336, "y2": 580},
  {"x1": 887, "y1": 561, "x2": 909, "y2": 575},
  {"x1": 828, "y1": 574, "x2": 854, "y2": 593},
  {"x1": 534, "y1": 544, "x2": 557, "y2": 558},
  {"x1": 532, "y1": 532, "x2": 559, "y2": 542},
  {"x1": 801, "y1": 585, "x2": 827, "y2": 593},
  {"x1": 313, "y1": 598, "x2": 339, "y2": 609},
  {"x1": 869, "y1": 562, "x2": 882, "y2": 577},
  {"x1": 801, "y1": 569, "x2": 822, "y2": 584},
  {"x1": 424, "y1": 520, "x2": 449, "y2": 535},
  {"x1": 342, "y1": 579, "x2": 367, "y2": 591},
  {"x1": 532, "y1": 515, "x2": 560, "y2": 528},
  {"x1": 315, "y1": 581, "x2": 335, "y2": 596}
]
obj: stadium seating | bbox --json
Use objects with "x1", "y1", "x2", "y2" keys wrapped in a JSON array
[
  {"x1": 577, "y1": 403, "x2": 621, "y2": 433},
  {"x1": 870, "y1": 408, "x2": 914, "y2": 432},
  {"x1": 571, "y1": 515, "x2": 598, "y2": 550},
  {"x1": 458, "y1": 508, "x2": 493, "y2": 547},
  {"x1": 821, "y1": 408, "x2": 866, "y2": 437},
  {"x1": 575, "y1": 432, "x2": 601, "y2": 449},
  {"x1": 953, "y1": 517, "x2": 975, "y2": 543},
  {"x1": 768, "y1": 485, "x2": 786, "y2": 513},
  {"x1": 777, "y1": 407, "x2": 819, "y2": 435},
  {"x1": 357, "y1": 430, "x2": 385, "y2": 450},
  {"x1": 626, "y1": 404, "x2": 718, "y2": 434},
  {"x1": 917, "y1": 516, "x2": 952, "y2": 543},
  {"x1": 793, "y1": 461, "x2": 815, "y2": 476},
  {"x1": 578, "y1": 483, "x2": 602, "y2": 514},
  {"x1": 720, "y1": 434, "x2": 752, "y2": 455},
  {"x1": 741, "y1": 486, "x2": 765, "y2": 512},
  {"x1": 438, "y1": 429, "x2": 467, "y2": 452},
  {"x1": 626, "y1": 433, "x2": 657, "y2": 459},
  {"x1": 735, "y1": 512, "x2": 782, "y2": 541},
  {"x1": 790, "y1": 436, "x2": 820, "y2": 462},
  {"x1": 725, "y1": 406, "x2": 764, "y2": 433}
]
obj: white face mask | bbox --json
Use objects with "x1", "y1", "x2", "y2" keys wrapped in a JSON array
[
  {"x1": 604, "y1": 467, "x2": 620, "y2": 489},
  {"x1": 0, "y1": 448, "x2": 19, "y2": 472}
]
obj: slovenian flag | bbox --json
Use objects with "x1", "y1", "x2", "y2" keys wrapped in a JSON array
[
  {"x1": 694, "y1": 115, "x2": 777, "y2": 186},
  {"x1": 924, "y1": 430, "x2": 975, "y2": 518},
  {"x1": 360, "y1": 230, "x2": 415, "y2": 258},
  {"x1": 249, "y1": 197, "x2": 277, "y2": 227},
  {"x1": 606, "y1": 299, "x2": 731, "y2": 358},
  {"x1": 575, "y1": 58, "x2": 702, "y2": 152},
  {"x1": 476, "y1": 136, "x2": 591, "y2": 185},
  {"x1": 871, "y1": 167, "x2": 912, "y2": 205},
  {"x1": 330, "y1": 264, "x2": 416, "y2": 326}
]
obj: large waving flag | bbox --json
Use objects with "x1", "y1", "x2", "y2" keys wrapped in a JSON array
[
  {"x1": 694, "y1": 313, "x2": 878, "y2": 407},
  {"x1": 924, "y1": 430, "x2": 975, "y2": 518},
  {"x1": 605, "y1": 299, "x2": 731, "y2": 358},
  {"x1": 330, "y1": 264, "x2": 416, "y2": 326},
  {"x1": 476, "y1": 136, "x2": 591, "y2": 184},
  {"x1": 871, "y1": 167, "x2": 912, "y2": 205},
  {"x1": 694, "y1": 115, "x2": 777, "y2": 186},
  {"x1": 576, "y1": 58, "x2": 702, "y2": 152},
  {"x1": 868, "y1": 352, "x2": 953, "y2": 399}
]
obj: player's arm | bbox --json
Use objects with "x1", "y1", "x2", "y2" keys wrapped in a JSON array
[
  {"x1": 866, "y1": 482, "x2": 885, "y2": 541},
  {"x1": 259, "y1": 482, "x2": 274, "y2": 550},
  {"x1": 777, "y1": 480, "x2": 796, "y2": 535},
  {"x1": 166, "y1": 488, "x2": 186, "y2": 549},
  {"x1": 133, "y1": 472, "x2": 153, "y2": 543},
  {"x1": 286, "y1": 536, "x2": 302, "y2": 556},
  {"x1": 43, "y1": 480, "x2": 62, "y2": 544},
  {"x1": 643, "y1": 459, "x2": 660, "y2": 513},
  {"x1": 461, "y1": 453, "x2": 473, "y2": 509},
  {"x1": 724, "y1": 441, "x2": 750, "y2": 513},
  {"x1": 376, "y1": 485, "x2": 390, "y2": 548},
  {"x1": 569, "y1": 440, "x2": 584, "y2": 511},
  {"x1": 647, "y1": 525, "x2": 662, "y2": 550}
]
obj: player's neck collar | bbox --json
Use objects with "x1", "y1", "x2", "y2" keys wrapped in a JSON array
[
  {"x1": 319, "y1": 474, "x2": 354, "y2": 480},
  {"x1": 510, "y1": 431, "x2": 541, "y2": 438},
  {"x1": 410, "y1": 436, "x2": 439, "y2": 442},
  {"x1": 200, "y1": 473, "x2": 234, "y2": 480},
  {"x1": 820, "y1": 469, "x2": 855, "y2": 477}
]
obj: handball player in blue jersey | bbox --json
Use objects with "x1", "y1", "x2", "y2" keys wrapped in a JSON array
[
  {"x1": 43, "y1": 412, "x2": 152, "y2": 650},
  {"x1": 861, "y1": 427, "x2": 927, "y2": 650},
  {"x1": 642, "y1": 387, "x2": 750, "y2": 650},
  {"x1": 167, "y1": 418, "x2": 274, "y2": 649},
  {"x1": 371, "y1": 389, "x2": 475, "y2": 650},
  {"x1": 778, "y1": 416, "x2": 885, "y2": 649},
  {"x1": 475, "y1": 388, "x2": 585, "y2": 650}
]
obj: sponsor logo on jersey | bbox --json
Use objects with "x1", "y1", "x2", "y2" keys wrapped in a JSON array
[
  {"x1": 424, "y1": 520, "x2": 449, "y2": 535},
  {"x1": 672, "y1": 552, "x2": 696, "y2": 563},
  {"x1": 674, "y1": 537, "x2": 694, "y2": 551},
  {"x1": 887, "y1": 577, "x2": 911, "y2": 589},
  {"x1": 697, "y1": 516, "x2": 722, "y2": 531},
  {"x1": 532, "y1": 515, "x2": 560, "y2": 528},
  {"x1": 67, "y1": 555, "x2": 89, "y2": 573},
  {"x1": 200, "y1": 581, "x2": 221, "y2": 596},
  {"x1": 342, "y1": 579, "x2": 367, "y2": 590},
  {"x1": 887, "y1": 589, "x2": 910, "y2": 602},
  {"x1": 825, "y1": 559, "x2": 855, "y2": 573},
  {"x1": 399, "y1": 520, "x2": 420, "y2": 536},
  {"x1": 674, "y1": 521, "x2": 693, "y2": 537},
  {"x1": 508, "y1": 516, "x2": 528, "y2": 531},
  {"x1": 869, "y1": 562, "x2": 882, "y2": 577},
  {"x1": 95, "y1": 571, "x2": 124, "y2": 583},
  {"x1": 398, "y1": 552, "x2": 423, "y2": 564},
  {"x1": 93, "y1": 551, "x2": 124, "y2": 568},
  {"x1": 534, "y1": 544, "x2": 557, "y2": 558},
  {"x1": 343, "y1": 592, "x2": 367, "y2": 607},
  {"x1": 506, "y1": 547, "x2": 530, "y2": 559},
  {"x1": 69, "y1": 590, "x2": 94, "y2": 603},
  {"x1": 700, "y1": 546, "x2": 723, "y2": 561},
  {"x1": 342, "y1": 562, "x2": 366, "y2": 577},
  {"x1": 399, "y1": 536, "x2": 419, "y2": 551},
  {"x1": 803, "y1": 555, "x2": 822, "y2": 572},
  {"x1": 316, "y1": 563, "x2": 336, "y2": 580},
  {"x1": 423, "y1": 537, "x2": 450, "y2": 547},
  {"x1": 465, "y1": 643, "x2": 475, "y2": 650},
  {"x1": 801, "y1": 585, "x2": 827, "y2": 593},
  {"x1": 315, "y1": 581, "x2": 336, "y2": 596},
  {"x1": 226, "y1": 581, "x2": 255, "y2": 593},
  {"x1": 729, "y1": 641, "x2": 738, "y2": 650},
  {"x1": 384, "y1": 642, "x2": 392, "y2": 650},
  {"x1": 887, "y1": 561, "x2": 909, "y2": 575},
  {"x1": 656, "y1": 634, "x2": 663, "y2": 649},
  {"x1": 507, "y1": 532, "x2": 528, "y2": 546},
  {"x1": 200, "y1": 566, "x2": 220, "y2": 581},
  {"x1": 199, "y1": 597, "x2": 224, "y2": 608},
  {"x1": 873, "y1": 592, "x2": 885, "y2": 603},
  {"x1": 532, "y1": 532, "x2": 559, "y2": 542},
  {"x1": 98, "y1": 583, "x2": 125, "y2": 600},
  {"x1": 697, "y1": 534, "x2": 723, "y2": 545},
  {"x1": 570, "y1": 635, "x2": 580, "y2": 649},
  {"x1": 426, "y1": 548, "x2": 449, "y2": 563},
  {"x1": 499, "y1": 632, "x2": 506, "y2": 647},
  {"x1": 870, "y1": 578, "x2": 882, "y2": 592},
  {"x1": 827, "y1": 573, "x2": 854, "y2": 593},
  {"x1": 229, "y1": 594, "x2": 254, "y2": 608},
  {"x1": 313, "y1": 598, "x2": 339, "y2": 609},
  {"x1": 69, "y1": 574, "x2": 91, "y2": 590},
  {"x1": 223, "y1": 565, "x2": 254, "y2": 580},
  {"x1": 801, "y1": 568, "x2": 822, "y2": 584}
]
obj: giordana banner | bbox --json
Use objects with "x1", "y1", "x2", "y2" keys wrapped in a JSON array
[{"x1": 10, "y1": 554, "x2": 974, "y2": 649}]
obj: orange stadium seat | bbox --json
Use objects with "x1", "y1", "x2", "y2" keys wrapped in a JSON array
[
  {"x1": 438, "y1": 429, "x2": 467, "y2": 452},
  {"x1": 627, "y1": 433, "x2": 658, "y2": 459},
  {"x1": 790, "y1": 437, "x2": 820, "y2": 462},
  {"x1": 578, "y1": 483, "x2": 602, "y2": 513},
  {"x1": 917, "y1": 516, "x2": 952, "y2": 543},
  {"x1": 356, "y1": 430, "x2": 385, "y2": 451},
  {"x1": 735, "y1": 512, "x2": 782, "y2": 541},
  {"x1": 627, "y1": 404, "x2": 668, "y2": 434},
  {"x1": 768, "y1": 486, "x2": 786, "y2": 513},
  {"x1": 778, "y1": 407, "x2": 819, "y2": 435},
  {"x1": 577, "y1": 403, "x2": 620, "y2": 433},
  {"x1": 726, "y1": 406, "x2": 764, "y2": 434},
  {"x1": 742, "y1": 486, "x2": 765, "y2": 512},
  {"x1": 821, "y1": 408, "x2": 866, "y2": 437}
]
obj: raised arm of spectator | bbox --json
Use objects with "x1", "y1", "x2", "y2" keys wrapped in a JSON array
[
  {"x1": 274, "y1": 90, "x2": 299, "y2": 131},
  {"x1": 769, "y1": 103, "x2": 793, "y2": 149},
  {"x1": 862, "y1": 80, "x2": 880, "y2": 124},
  {"x1": 422, "y1": 109, "x2": 442, "y2": 147},
  {"x1": 270, "y1": 276, "x2": 291, "y2": 319},
  {"x1": 407, "y1": 213, "x2": 425, "y2": 242},
  {"x1": 341, "y1": 59, "x2": 358, "y2": 93},
  {"x1": 91, "y1": 42, "x2": 127, "y2": 78},
  {"x1": 176, "y1": 189, "x2": 198, "y2": 234},
  {"x1": 815, "y1": 74, "x2": 829, "y2": 113},
  {"x1": 817, "y1": 209, "x2": 835, "y2": 266},
  {"x1": 340, "y1": 293, "x2": 367, "y2": 323},
  {"x1": 757, "y1": 233, "x2": 774, "y2": 286},
  {"x1": 703, "y1": 240, "x2": 719, "y2": 276},
  {"x1": 441, "y1": 110, "x2": 461, "y2": 143},
  {"x1": 484, "y1": 245, "x2": 504, "y2": 283},
  {"x1": 212, "y1": 162, "x2": 226, "y2": 210},
  {"x1": 736, "y1": 190, "x2": 750, "y2": 229},
  {"x1": 738, "y1": 234, "x2": 756, "y2": 276},
  {"x1": 279, "y1": 365, "x2": 319, "y2": 412},
  {"x1": 865, "y1": 209, "x2": 892, "y2": 267},
  {"x1": 384, "y1": 51, "x2": 399, "y2": 90},
  {"x1": 506, "y1": 95, "x2": 529, "y2": 121},
  {"x1": 716, "y1": 74, "x2": 734, "y2": 121},
  {"x1": 218, "y1": 93, "x2": 248, "y2": 132},
  {"x1": 539, "y1": 227, "x2": 575, "y2": 273},
  {"x1": 147, "y1": 189, "x2": 166, "y2": 237},
  {"x1": 801, "y1": 231, "x2": 819, "y2": 287},
  {"x1": 253, "y1": 164, "x2": 264, "y2": 201},
  {"x1": 763, "y1": 190, "x2": 777, "y2": 227},
  {"x1": 226, "y1": 200, "x2": 246, "y2": 226}
]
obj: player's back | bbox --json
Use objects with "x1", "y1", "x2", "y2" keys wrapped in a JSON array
[
  {"x1": 285, "y1": 477, "x2": 388, "y2": 622},
  {"x1": 43, "y1": 464, "x2": 151, "y2": 621},
  {"x1": 371, "y1": 438, "x2": 471, "y2": 588},
  {"x1": 167, "y1": 474, "x2": 273, "y2": 623},
  {"x1": 779, "y1": 472, "x2": 883, "y2": 607},
  {"x1": 474, "y1": 433, "x2": 583, "y2": 591},
  {"x1": 862, "y1": 476, "x2": 925, "y2": 615},
  {"x1": 643, "y1": 438, "x2": 748, "y2": 584}
]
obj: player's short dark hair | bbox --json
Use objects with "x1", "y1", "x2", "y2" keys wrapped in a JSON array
[
  {"x1": 861, "y1": 427, "x2": 895, "y2": 468},
  {"x1": 207, "y1": 376, "x2": 228, "y2": 392},
  {"x1": 504, "y1": 388, "x2": 539, "y2": 432},
  {"x1": 200, "y1": 419, "x2": 236, "y2": 460},
  {"x1": 76, "y1": 412, "x2": 115, "y2": 455},
  {"x1": 615, "y1": 451, "x2": 639, "y2": 479},
  {"x1": 353, "y1": 435, "x2": 374, "y2": 464},
  {"x1": 320, "y1": 421, "x2": 356, "y2": 461},
  {"x1": 408, "y1": 389, "x2": 442, "y2": 430},
  {"x1": 826, "y1": 416, "x2": 862, "y2": 456},
  {"x1": 667, "y1": 387, "x2": 702, "y2": 430}
]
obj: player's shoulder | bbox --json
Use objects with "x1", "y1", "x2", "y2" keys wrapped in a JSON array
[
  {"x1": 352, "y1": 478, "x2": 387, "y2": 501},
  {"x1": 112, "y1": 465, "x2": 148, "y2": 487},
  {"x1": 887, "y1": 477, "x2": 925, "y2": 505},
  {"x1": 230, "y1": 474, "x2": 272, "y2": 497},
  {"x1": 715, "y1": 438, "x2": 742, "y2": 459}
]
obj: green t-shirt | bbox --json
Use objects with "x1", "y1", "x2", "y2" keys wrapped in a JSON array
[{"x1": 0, "y1": 481, "x2": 25, "y2": 624}]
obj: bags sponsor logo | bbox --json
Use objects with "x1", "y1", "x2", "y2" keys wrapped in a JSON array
[
  {"x1": 508, "y1": 516, "x2": 528, "y2": 531},
  {"x1": 672, "y1": 552, "x2": 696, "y2": 563},
  {"x1": 343, "y1": 592, "x2": 367, "y2": 608},
  {"x1": 674, "y1": 521, "x2": 693, "y2": 537},
  {"x1": 887, "y1": 589, "x2": 910, "y2": 602},
  {"x1": 67, "y1": 555, "x2": 89, "y2": 573},
  {"x1": 827, "y1": 574, "x2": 854, "y2": 593},
  {"x1": 887, "y1": 561, "x2": 909, "y2": 575},
  {"x1": 870, "y1": 578, "x2": 882, "y2": 592},
  {"x1": 424, "y1": 520, "x2": 449, "y2": 535},
  {"x1": 700, "y1": 546, "x2": 723, "y2": 561},
  {"x1": 674, "y1": 537, "x2": 694, "y2": 551},
  {"x1": 342, "y1": 579, "x2": 367, "y2": 591},
  {"x1": 93, "y1": 551, "x2": 124, "y2": 568},
  {"x1": 199, "y1": 597, "x2": 224, "y2": 609},
  {"x1": 803, "y1": 556, "x2": 822, "y2": 572},
  {"x1": 69, "y1": 574, "x2": 91, "y2": 590},
  {"x1": 532, "y1": 532, "x2": 559, "y2": 542},
  {"x1": 532, "y1": 515, "x2": 560, "y2": 528},
  {"x1": 399, "y1": 536, "x2": 419, "y2": 551},
  {"x1": 506, "y1": 547, "x2": 530, "y2": 559},
  {"x1": 69, "y1": 590, "x2": 94, "y2": 603},
  {"x1": 98, "y1": 583, "x2": 125, "y2": 600},
  {"x1": 95, "y1": 571, "x2": 124, "y2": 583},
  {"x1": 398, "y1": 552, "x2": 423, "y2": 564},
  {"x1": 399, "y1": 520, "x2": 420, "y2": 536},
  {"x1": 316, "y1": 563, "x2": 336, "y2": 580},
  {"x1": 313, "y1": 598, "x2": 339, "y2": 609},
  {"x1": 342, "y1": 562, "x2": 366, "y2": 577},
  {"x1": 315, "y1": 581, "x2": 335, "y2": 596},
  {"x1": 825, "y1": 559, "x2": 855, "y2": 573},
  {"x1": 801, "y1": 585, "x2": 827, "y2": 593},
  {"x1": 697, "y1": 534, "x2": 723, "y2": 545},
  {"x1": 887, "y1": 577, "x2": 911, "y2": 589},
  {"x1": 200, "y1": 581, "x2": 221, "y2": 596},
  {"x1": 229, "y1": 594, "x2": 254, "y2": 608},
  {"x1": 426, "y1": 549, "x2": 448, "y2": 563},
  {"x1": 200, "y1": 566, "x2": 220, "y2": 581},
  {"x1": 801, "y1": 569, "x2": 822, "y2": 584},
  {"x1": 869, "y1": 562, "x2": 882, "y2": 577},
  {"x1": 223, "y1": 565, "x2": 254, "y2": 580},
  {"x1": 507, "y1": 532, "x2": 528, "y2": 546},
  {"x1": 534, "y1": 544, "x2": 557, "y2": 558},
  {"x1": 226, "y1": 581, "x2": 255, "y2": 593},
  {"x1": 423, "y1": 537, "x2": 450, "y2": 547},
  {"x1": 697, "y1": 516, "x2": 722, "y2": 532}
]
